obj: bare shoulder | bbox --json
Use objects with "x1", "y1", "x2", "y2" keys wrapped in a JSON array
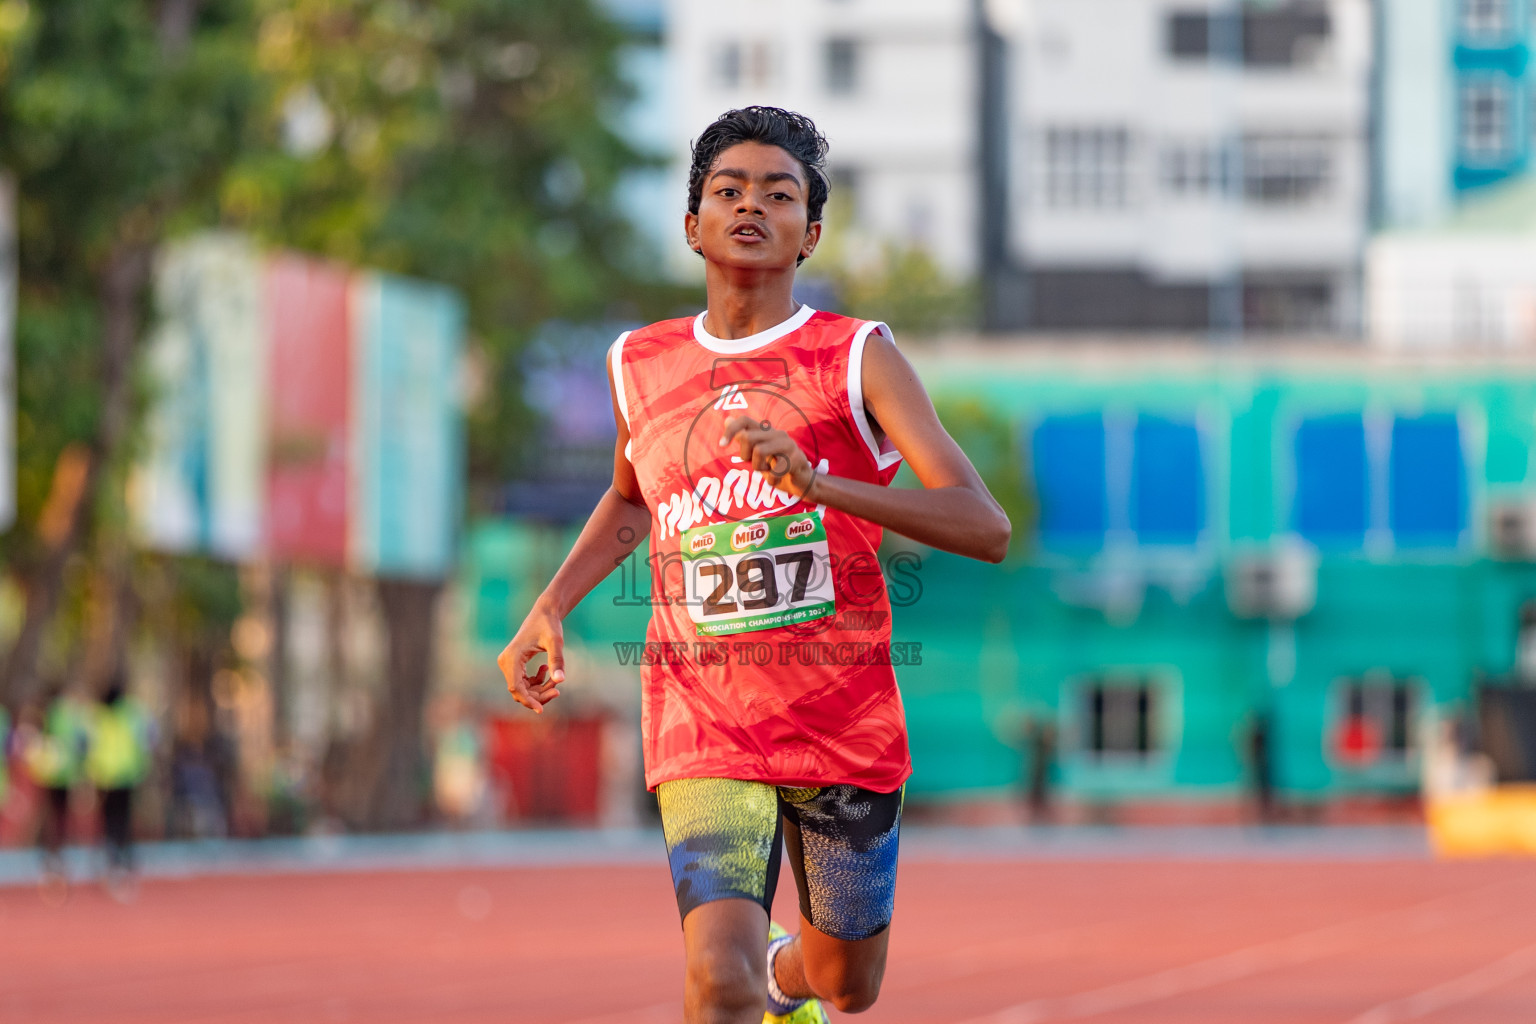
[{"x1": 860, "y1": 326, "x2": 930, "y2": 424}]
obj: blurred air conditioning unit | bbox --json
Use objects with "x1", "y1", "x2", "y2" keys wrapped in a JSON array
[
  {"x1": 1488, "y1": 499, "x2": 1536, "y2": 561},
  {"x1": 1225, "y1": 544, "x2": 1318, "y2": 620}
]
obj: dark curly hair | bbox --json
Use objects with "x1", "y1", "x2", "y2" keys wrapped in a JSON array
[{"x1": 687, "y1": 106, "x2": 831, "y2": 234}]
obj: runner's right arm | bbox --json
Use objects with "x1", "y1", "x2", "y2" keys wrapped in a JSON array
[{"x1": 498, "y1": 346, "x2": 651, "y2": 714}]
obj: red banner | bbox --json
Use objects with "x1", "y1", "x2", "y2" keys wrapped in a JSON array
[{"x1": 264, "y1": 255, "x2": 351, "y2": 566}]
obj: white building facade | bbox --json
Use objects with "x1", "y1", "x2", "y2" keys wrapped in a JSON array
[
  {"x1": 1006, "y1": 0, "x2": 1373, "y2": 333},
  {"x1": 663, "y1": 0, "x2": 979, "y2": 281},
  {"x1": 1368, "y1": 179, "x2": 1536, "y2": 352}
]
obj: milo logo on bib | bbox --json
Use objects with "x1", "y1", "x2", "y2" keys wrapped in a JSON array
[
  {"x1": 681, "y1": 514, "x2": 837, "y2": 636},
  {"x1": 731, "y1": 522, "x2": 769, "y2": 551}
]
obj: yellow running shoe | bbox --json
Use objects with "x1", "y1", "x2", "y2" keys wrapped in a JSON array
[
  {"x1": 764, "y1": 921, "x2": 829, "y2": 1023},
  {"x1": 764, "y1": 999, "x2": 829, "y2": 1024}
]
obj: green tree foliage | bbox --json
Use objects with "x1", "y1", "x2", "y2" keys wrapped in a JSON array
[
  {"x1": 225, "y1": 0, "x2": 664, "y2": 481},
  {"x1": 0, "y1": 0, "x2": 264, "y2": 700},
  {"x1": 2, "y1": 0, "x2": 260, "y2": 547},
  {"x1": 834, "y1": 243, "x2": 977, "y2": 340},
  {"x1": 802, "y1": 196, "x2": 976, "y2": 339}
]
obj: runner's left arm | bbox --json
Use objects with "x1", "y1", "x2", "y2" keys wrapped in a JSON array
[{"x1": 722, "y1": 331, "x2": 1011, "y2": 563}]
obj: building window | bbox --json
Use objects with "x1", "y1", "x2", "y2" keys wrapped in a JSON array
[
  {"x1": 1294, "y1": 414, "x2": 1369, "y2": 546},
  {"x1": 1083, "y1": 678, "x2": 1161, "y2": 759},
  {"x1": 1167, "y1": 11, "x2": 1212, "y2": 58},
  {"x1": 1332, "y1": 676, "x2": 1420, "y2": 766},
  {"x1": 1292, "y1": 411, "x2": 1467, "y2": 551},
  {"x1": 1243, "y1": 4, "x2": 1331, "y2": 66},
  {"x1": 825, "y1": 38, "x2": 858, "y2": 95},
  {"x1": 1389, "y1": 414, "x2": 1467, "y2": 546},
  {"x1": 1242, "y1": 135, "x2": 1333, "y2": 205},
  {"x1": 716, "y1": 42, "x2": 742, "y2": 88},
  {"x1": 1460, "y1": 0, "x2": 1513, "y2": 41},
  {"x1": 1131, "y1": 415, "x2": 1204, "y2": 545},
  {"x1": 1033, "y1": 412, "x2": 1207, "y2": 550},
  {"x1": 1243, "y1": 275, "x2": 1335, "y2": 332},
  {"x1": 1039, "y1": 126, "x2": 1132, "y2": 208},
  {"x1": 1460, "y1": 80, "x2": 1512, "y2": 162},
  {"x1": 1165, "y1": 5, "x2": 1330, "y2": 66},
  {"x1": 1161, "y1": 141, "x2": 1234, "y2": 196},
  {"x1": 716, "y1": 40, "x2": 775, "y2": 89},
  {"x1": 1033, "y1": 413, "x2": 1108, "y2": 547}
]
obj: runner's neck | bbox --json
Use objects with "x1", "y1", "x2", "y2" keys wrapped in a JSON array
[{"x1": 701, "y1": 274, "x2": 801, "y2": 340}]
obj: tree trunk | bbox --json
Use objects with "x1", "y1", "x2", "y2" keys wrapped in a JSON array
[
  {"x1": 0, "y1": 240, "x2": 151, "y2": 705},
  {"x1": 350, "y1": 578, "x2": 443, "y2": 831},
  {"x1": 267, "y1": 564, "x2": 291, "y2": 752}
]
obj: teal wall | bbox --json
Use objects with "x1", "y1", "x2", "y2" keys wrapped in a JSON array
[{"x1": 466, "y1": 355, "x2": 1536, "y2": 803}]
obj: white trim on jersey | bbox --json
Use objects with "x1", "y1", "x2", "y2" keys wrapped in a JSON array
[
  {"x1": 848, "y1": 321, "x2": 905, "y2": 472},
  {"x1": 692, "y1": 303, "x2": 816, "y2": 355},
  {"x1": 610, "y1": 330, "x2": 633, "y2": 462}
]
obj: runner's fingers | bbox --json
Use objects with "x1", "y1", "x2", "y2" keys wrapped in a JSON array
[
  {"x1": 736, "y1": 428, "x2": 771, "y2": 465},
  {"x1": 719, "y1": 414, "x2": 759, "y2": 448},
  {"x1": 507, "y1": 673, "x2": 542, "y2": 712},
  {"x1": 722, "y1": 418, "x2": 804, "y2": 485},
  {"x1": 546, "y1": 638, "x2": 566, "y2": 684},
  {"x1": 498, "y1": 643, "x2": 531, "y2": 690},
  {"x1": 753, "y1": 440, "x2": 797, "y2": 480},
  {"x1": 501, "y1": 638, "x2": 557, "y2": 713}
]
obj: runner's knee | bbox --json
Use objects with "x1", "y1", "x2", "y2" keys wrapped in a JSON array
[
  {"x1": 803, "y1": 958, "x2": 883, "y2": 1013},
  {"x1": 686, "y1": 944, "x2": 763, "y2": 1016}
]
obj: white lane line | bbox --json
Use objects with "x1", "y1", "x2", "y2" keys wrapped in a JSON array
[
  {"x1": 1343, "y1": 942, "x2": 1536, "y2": 1024},
  {"x1": 953, "y1": 881, "x2": 1524, "y2": 1024}
]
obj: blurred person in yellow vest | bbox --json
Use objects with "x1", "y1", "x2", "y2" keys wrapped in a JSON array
[
  {"x1": 19, "y1": 689, "x2": 89, "y2": 889},
  {"x1": 87, "y1": 675, "x2": 154, "y2": 892}
]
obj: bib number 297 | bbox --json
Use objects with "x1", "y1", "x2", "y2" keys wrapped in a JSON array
[{"x1": 681, "y1": 516, "x2": 835, "y2": 636}]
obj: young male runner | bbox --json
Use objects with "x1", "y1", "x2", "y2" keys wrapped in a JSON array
[{"x1": 500, "y1": 107, "x2": 1010, "y2": 1023}]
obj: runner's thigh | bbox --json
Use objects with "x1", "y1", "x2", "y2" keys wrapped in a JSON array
[
  {"x1": 657, "y1": 777, "x2": 784, "y2": 924},
  {"x1": 779, "y1": 784, "x2": 903, "y2": 941}
]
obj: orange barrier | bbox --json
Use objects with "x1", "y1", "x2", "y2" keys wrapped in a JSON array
[{"x1": 1427, "y1": 784, "x2": 1536, "y2": 857}]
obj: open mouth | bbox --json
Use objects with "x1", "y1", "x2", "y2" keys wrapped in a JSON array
[{"x1": 730, "y1": 224, "x2": 766, "y2": 241}]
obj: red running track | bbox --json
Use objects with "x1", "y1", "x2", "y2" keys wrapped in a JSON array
[{"x1": 3, "y1": 858, "x2": 1535, "y2": 1023}]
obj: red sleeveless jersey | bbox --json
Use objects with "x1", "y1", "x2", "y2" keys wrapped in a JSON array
[{"x1": 612, "y1": 305, "x2": 911, "y2": 792}]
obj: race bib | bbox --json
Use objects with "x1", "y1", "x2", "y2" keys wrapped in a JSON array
[{"x1": 680, "y1": 514, "x2": 836, "y2": 636}]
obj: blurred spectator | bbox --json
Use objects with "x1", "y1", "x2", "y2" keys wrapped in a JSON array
[
  {"x1": 1246, "y1": 709, "x2": 1278, "y2": 823},
  {"x1": 1421, "y1": 705, "x2": 1492, "y2": 799},
  {"x1": 169, "y1": 738, "x2": 230, "y2": 839},
  {"x1": 433, "y1": 710, "x2": 487, "y2": 825},
  {"x1": 1021, "y1": 716, "x2": 1057, "y2": 824},
  {"x1": 20, "y1": 691, "x2": 89, "y2": 887},
  {"x1": 85, "y1": 676, "x2": 154, "y2": 895}
]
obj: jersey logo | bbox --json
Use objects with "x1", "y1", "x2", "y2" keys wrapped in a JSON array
[{"x1": 713, "y1": 384, "x2": 750, "y2": 411}]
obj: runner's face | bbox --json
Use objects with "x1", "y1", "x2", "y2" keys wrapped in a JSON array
[{"x1": 686, "y1": 141, "x2": 820, "y2": 270}]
